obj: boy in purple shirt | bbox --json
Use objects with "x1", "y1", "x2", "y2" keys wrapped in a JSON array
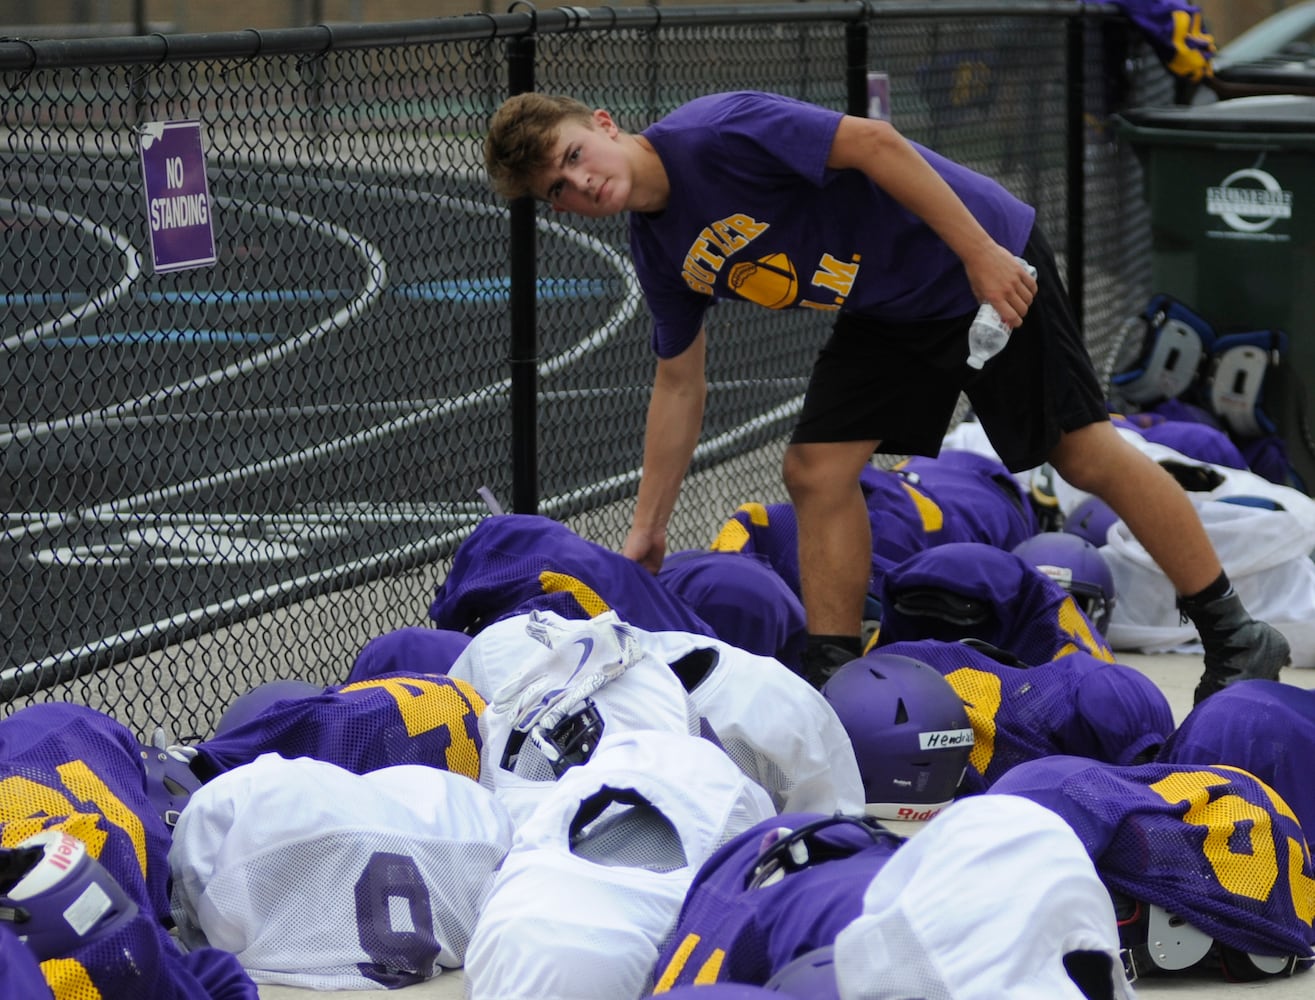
[{"x1": 483, "y1": 89, "x2": 1287, "y2": 702}]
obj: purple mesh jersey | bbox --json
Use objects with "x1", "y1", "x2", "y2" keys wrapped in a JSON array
[
  {"x1": 631, "y1": 91, "x2": 1035, "y2": 358},
  {"x1": 0, "y1": 704, "x2": 260, "y2": 1000},
  {"x1": 428, "y1": 514, "x2": 715, "y2": 638},
  {"x1": 0, "y1": 703, "x2": 173, "y2": 921},
  {"x1": 892, "y1": 450, "x2": 1036, "y2": 550},
  {"x1": 709, "y1": 456, "x2": 1035, "y2": 602},
  {"x1": 709, "y1": 500, "x2": 803, "y2": 596},
  {"x1": 1159, "y1": 679, "x2": 1315, "y2": 843},
  {"x1": 40, "y1": 916, "x2": 258, "y2": 1000},
  {"x1": 880, "y1": 639, "x2": 1173, "y2": 794},
  {"x1": 192, "y1": 673, "x2": 485, "y2": 782},
  {"x1": 658, "y1": 549, "x2": 808, "y2": 671},
  {"x1": 991, "y1": 756, "x2": 1315, "y2": 959},
  {"x1": 652, "y1": 813, "x2": 903, "y2": 988},
  {"x1": 877, "y1": 541, "x2": 1115, "y2": 664}
]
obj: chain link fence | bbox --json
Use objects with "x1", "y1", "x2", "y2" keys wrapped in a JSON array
[{"x1": 0, "y1": 2, "x2": 1171, "y2": 737}]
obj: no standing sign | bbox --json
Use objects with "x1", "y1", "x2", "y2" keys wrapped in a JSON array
[{"x1": 138, "y1": 120, "x2": 217, "y2": 273}]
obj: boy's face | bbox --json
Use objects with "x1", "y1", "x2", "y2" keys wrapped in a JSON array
[{"x1": 534, "y1": 110, "x2": 631, "y2": 217}]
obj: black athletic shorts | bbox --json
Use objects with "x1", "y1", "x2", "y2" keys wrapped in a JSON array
[{"x1": 790, "y1": 225, "x2": 1109, "y2": 473}]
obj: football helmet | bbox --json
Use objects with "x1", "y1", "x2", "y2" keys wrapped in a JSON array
[
  {"x1": 1012, "y1": 532, "x2": 1117, "y2": 635},
  {"x1": 0, "y1": 830, "x2": 139, "y2": 962},
  {"x1": 214, "y1": 678, "x2": 322, "y2": 737},
  {"x1": 1206, "y1": 330, "x2": 1287, "y2": 439},
  {"x1": 1109, "y1": 294, "x2": 1214, "y2": 407},
  {"x1": 821, "y1": 654, "x2": 973, "y2": 822},
  {"x1": 502, "y1": 698, "x2": 605, "y2": 779},
  {"x1": 1110, "y1": 888, "x2": 1303, "y2": 982},
  {"x1": 764, "y1": 945, "x2": 839, "y2": 998},
  {"x1": 1063, "y1": 495, "x2": 1119, "y2": 548},
  {"x1": 138, "y1": 725, "x2": 203, "y2": 829}
]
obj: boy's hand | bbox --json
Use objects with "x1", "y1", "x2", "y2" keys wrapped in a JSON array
[
  {"x1": 622, "y1": 526, "x2": 667, "y2": 574},
  {"x1": 966, "y1": 245, "x2": 1036, "y2": 328}
]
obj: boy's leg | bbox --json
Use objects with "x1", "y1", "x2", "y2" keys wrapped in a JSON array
[
  {"x1": 1049, "y1": 422, "x2": 1290, "y2": 702},
  {"x1": 783, "y1": 438, "x2": 878, "y2": 687}
]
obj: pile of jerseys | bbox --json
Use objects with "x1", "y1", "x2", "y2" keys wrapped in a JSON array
[{"x1": 5, "y1": 612, "x2": 1315, "y2": 996}]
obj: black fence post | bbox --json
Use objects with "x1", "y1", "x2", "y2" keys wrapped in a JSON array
[
  {"x1": 507, "y1": 31, "x2": 539, "y2": 515},
  {"x1": 1066, "y1": 10, "x2": 1086, "y2": 331},
  {"x1": 845, "y1": 12, "x2": 868, "y2": 118}
]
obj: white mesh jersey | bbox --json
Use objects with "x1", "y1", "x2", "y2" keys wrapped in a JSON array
[
  {"x1": 833, "y1": 794, "x2": 1133, "y2": 1000},
  {"x1": 169, "y1": 753, "x2": 514, "y2": 991},
  {"x1": 453, "y1": 611, "x2": 701, "y2": 829},
  {"x1": 645, "y1": 628, "x2": 866, "y2": 815},
  {"x1": 463, "y1": 729, "x2": 776, "y2": 1000}
]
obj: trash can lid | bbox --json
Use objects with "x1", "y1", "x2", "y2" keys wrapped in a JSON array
[{"x1": 1118, "y1": 94, "x2": 1315, "y2": 135}]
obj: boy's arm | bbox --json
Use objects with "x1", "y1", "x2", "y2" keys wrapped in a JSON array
[
  {"x1": 827, "y1": 115, "x2": 1036, "y2": 326},
  {"x1": 623, "y1": 328, "x2": 708, "y2": 573}
]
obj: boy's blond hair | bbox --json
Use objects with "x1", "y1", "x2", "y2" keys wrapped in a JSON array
[{"x1": 483, "y1": 93, "x2": 595, "y2": 200}]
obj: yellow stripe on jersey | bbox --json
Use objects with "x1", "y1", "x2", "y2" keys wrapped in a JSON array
[{"x1": 539, "y1": 571, "x2": 610, "y2": 618}]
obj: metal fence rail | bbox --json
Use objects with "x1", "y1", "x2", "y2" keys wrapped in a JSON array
[{"x1": 0, "y1": 1, "x2": 1169, "y2": 736}]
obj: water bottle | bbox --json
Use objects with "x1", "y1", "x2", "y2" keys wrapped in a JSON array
[{"x1": 966, "y1": 258, "x2": 1037, "y2": 370}]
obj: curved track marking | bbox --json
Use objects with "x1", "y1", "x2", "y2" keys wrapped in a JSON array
[{"x1": 1, "y1": 198, "x2": 142, "y2": 351}]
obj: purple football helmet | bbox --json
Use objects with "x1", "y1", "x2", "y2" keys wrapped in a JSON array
[
  {"x1": 1012, "y1": 533, "x2": 1117, "y2": 635},
  {"x1": 138, "y1": 726, "x2": 203, "y2": 829},
  {"x1": 764, "y1": 946, "x2": 839, "y2": 998},
  {"x1": 821, "y1": 653, "x2": 973, "y2": 822},
  {"x1": 1063, "y1": 496, "x2": 1119, "y2": 548},
  {"x1": 0, "y1": 830, "x2": 139, "y2": 962},
  {"x1": 214, "y1": 678, "x2": 322, "y2": 738}
]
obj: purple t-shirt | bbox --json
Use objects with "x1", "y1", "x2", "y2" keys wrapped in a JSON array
[{"x1": 632, "y1": 91, "x2": 1036, "y2": 358}]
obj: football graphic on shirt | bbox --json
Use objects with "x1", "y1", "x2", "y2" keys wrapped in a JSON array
[{"x1": 728, "y1": 252, "x2": 797, "y2": 309}]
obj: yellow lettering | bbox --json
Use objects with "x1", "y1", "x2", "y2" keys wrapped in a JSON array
[
  {"x1": 693, "y1": 950, "x2": 725, "y2": 984},
  {"x1": 538, "y1": 571, "x2": 611, "y2": 618},
  {"x1": 709, "y1": 221, "x2": 749, "y2": 255},
  {"x1": 798, "y1": 300, "x2": 840, "y2": 312},
  {"x1": 1150, "y1": 770, "x2": 1276, "y2": 902},
  {"x1": 899, "y1": 481, "x2": 943, "y2": 533},
  {"x1": 338, "y1": 676, "x2": 484, "y2": 778},
  {"x1": 687, "y1": 239, "x2": 725, "y2": 273},
  {"x1": 1054, "y1": 597, "x2": 1115, "y2": 661},
  {"x1": 710, "y1": 520, "x2": 750, "y2": 552},
  {"x1": 945, "y1": 668, "x2": 1000, "y2": 775},
  {"x1": 652, "y1": 933, "x2": 699, "y2": 993},
  {"x1": 724, "y1": 214, "x2": 768, "y2": 241},
  {"x1": 710, "y1": 504, "x2": 771, "y2": 553},
  {"x1": 810, "y1": 253, "x2": 860, "y2": 297},
  {"x1": 57, "y1": 762, "x2": 148, "y2": 880},
  {"x1": 0, "y1": 777, "x2": 107, "y2": 856},
  {"x1": 41, "y1": 957, "x2": 100, "y2": 1000},
  {"x1": 1287, "y1": 836, "x2": 1315, "y2": 925},
  {"x1": 683, "y1": 257, "x2": 717, "y2": 285},
  {"x1": 0, "y1": 762, "x2": 148, "y2": 882}
]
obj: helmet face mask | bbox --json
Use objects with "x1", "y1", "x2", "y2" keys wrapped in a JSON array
[
  {"x1": 744, "y1": 813, "x2": 895, "y2": 891},
  {"x1": 138, "y1": 729, "x2": 203, "y2": 829},
  {"x1": 821, "y1": 654, "x2": 974, "y2": 822},
  {"x1": 1012, "y1": 533, "x2": 1117, "y2": 635},
  {"x1": 1110, "y1": 889, "x2": 1303, "y2": 982}
]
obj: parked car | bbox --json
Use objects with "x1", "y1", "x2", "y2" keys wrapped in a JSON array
[
  {"x1": 1214, "y1": 1, "x2": 1315, "y2": 73},
  {"x1": 1193, "y1": 2, "x2": 1315, "y2": 102}
]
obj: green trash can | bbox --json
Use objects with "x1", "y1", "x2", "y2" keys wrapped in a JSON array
[{"x1": 1116, "y1": 95, "x2": 1315, "y2": 493}]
